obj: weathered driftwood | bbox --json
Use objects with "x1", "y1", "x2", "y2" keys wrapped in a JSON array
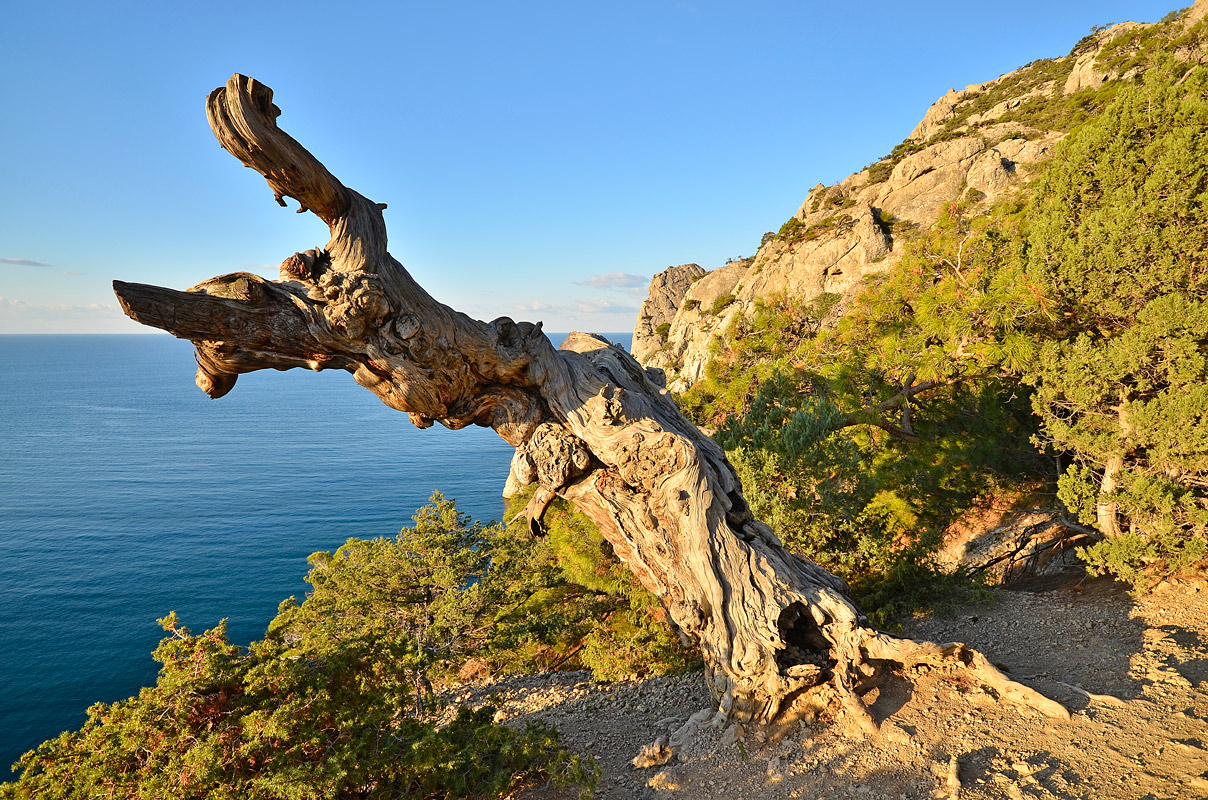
[{"x1": 114, "y1": 74, "x2": 1068, "y2": 731}]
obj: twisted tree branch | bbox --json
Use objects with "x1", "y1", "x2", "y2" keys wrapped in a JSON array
[{"x1": 113, "y1": 74, "x2": 1070, "y2": 737}]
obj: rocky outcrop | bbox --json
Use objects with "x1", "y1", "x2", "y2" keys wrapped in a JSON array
[
  {"x1": 937, "y1": 507, "x2": 1087, "y2": 585},
  {"x1": 1063, "y1": 22, "x2": 1146, "y2": 94},
  {"x1": 643, "y1": 260, "x2": 749, "y2": 393},
  {"x1": 634, "y1": 7, "x2": 1201, "y2": 392},
  {"x1": 738, "y1": 205, "x2": 889, "y2": 303},
  {"x1": 966, "y1": 80, "x2": 1060, "y2": 127},
  {"x1": 908, "y1": 83, "x2": 985, "y2": 143},
  {"x1": 641, "y1": 120, "x2": 1063, "y2": 391},
  {"x1": 632, "y1": 263, "x2": 705, "y2": 363},
  {"x1": 1189, "y1": 0, "x2": 1208, "y2": 26},
  {"x1": 882, "y1": 136, "x2": 990, "y2": 222},
  {"x1": 878, "y1": 128, "x2": 1061, "y2": 223}
]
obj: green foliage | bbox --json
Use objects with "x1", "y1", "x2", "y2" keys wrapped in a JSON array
[
  {"x1": 715, "y1": 344, "x2": 1032, "y2": 624},
  {"x1": 680, "y1": 204, "x2": 1051, "y2": 622},
  {"x1": 801, "y1": 201, "x2": 1047, "y2": 404},
  {"x1": 655, "y1": 322, "x2": 671, "y2": 337},
  {"x1": 679, "y1": 294, "x2": 831, "y2": 425},
  {"x1": 1027, "y1": 67, "x2": 1208, "y2": 326},
  {"x1": 1080, "y1": 529, "x2": 1208, "y2": 588},
  {"x1": 2, "y1": 546, "x2": 598, "y2": 799},
  {"x1": 2, "y1": 491, "x2": 698, "y2": 797},
  {"x1": 777, "y1": 216, "x2": 806, "y2": 240},
  {"x1": 515, "y1": 492, "x2": 699, "y2": 681},
  {"x1": 300, "y1": 490, "x2": 694, "y2": 683},
  {"x1": 865, "y1": 160, "x2": 893, "y2": 184},
  {"x1": 286, "y1": 496, "x2": 492, "y2": 675},
  {"x1": 717, "y1": 378, "x2": 1016, "y2": 626},
  {"x1": 710, "y1": 293, "x2": 736, "y2": 315},
  {"x1": 776, "y1": 214, "x2": 850, "y2": 246},
  {"x1": 1025, "y1": 65, "x2": 1208, "y2": 584},
  {"x1": 948, "y1": 57, "x2": 1073, "y2": 132},
  {"x1": 1094, "y1": 16, "x2": 1207, "y2": 77},
  {"x1": 812, "y1": 291, "x2": 842, "y2": 319},
  {"x1": 278, "y1": 494, "x2": 566, "y2": 680}
]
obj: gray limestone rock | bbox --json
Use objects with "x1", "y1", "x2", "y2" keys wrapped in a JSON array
[
  {"x1": 732, "y1": 204, "x2": 889, "y2": 325},
  {"x1": 646, "y1": 260, "x2": 750, "y2": 394},
  {"x1": 875, "y1": 136, "x2": 989, "y2": 224},
  {"x1": 909, "y1": 84, "x2": 983, "y2": 143},
  {"x1": 1063, "y1": 22, "x2": 1145, "y2": 95},
  {"x1": 686, "y1": 260, "x2": 746, "y2": 309},
  {"x1": 966, "y1": 148, "x2": 1014, "y2": 196},
  {"x1": 632, "y1": 263, "x2": 706, "y2": 363},
  {"x1": 1189, "y1": 0, "x2": 1208, "y2": 26},
  {"x1": 889, "y1": 136, "x2": 986, "y2": 189}
]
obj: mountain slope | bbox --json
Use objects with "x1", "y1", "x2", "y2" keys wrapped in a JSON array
[{"x1": 635, "y1": 2, "x2": 1208, "y2": 393}]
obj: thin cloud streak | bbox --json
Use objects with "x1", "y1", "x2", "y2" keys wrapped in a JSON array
[
  {"x1": 513, "y1": 297, "x2": 639, "y2": 317},
  {"x1": 0, "y1": 296, "x2": 122, "y2": 315},
  {"x1": 2, "y1": 257, "x2": 51, "y2": 267},
  {"x1": 575, "y1": 272, "x2": 648, "y2": 290},
  {"x1": 515, "y1": 300, "x2": 556, "y2": 313},
  {"x1": 0, "y1": 296, "x2": 137, "y2": 333},
  {"x1": 574, "y1": 298, "x2": 638, "y2": 314}
]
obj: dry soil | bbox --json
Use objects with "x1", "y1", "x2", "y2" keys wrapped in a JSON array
[{"x1": 449, "y1": 573, "x2": 1208, "y2": 799}]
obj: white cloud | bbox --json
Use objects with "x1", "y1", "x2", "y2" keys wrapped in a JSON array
[
  {"x1": 576, "y1": 272, "x2": 648, "y2": 290},
  {"x1": 0, "y1": 296, "x2": 135, "y2": 333},
  {"x1": 515, "y1": 300, "x2": 556, "y2": 312},
  {"x1": 573, "y1": 298, "x2": 638, "y2": 314},
  {"x1": 513, "y1": 297, "x2": 639, "y2": 317},
  {"x1": 2, "y1": 257, "x2": 51, "y2": 267},
  {"x1": 0, "y1": 296, "x2": 123, "y2": 315}
]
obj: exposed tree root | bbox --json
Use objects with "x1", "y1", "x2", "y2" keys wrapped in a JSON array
[{"x1": 860, "y1": 631, "x2": 1070, "y2": 721}]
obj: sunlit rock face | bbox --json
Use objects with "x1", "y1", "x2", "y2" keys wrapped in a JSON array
[{"x1": 633, "y1": 6, "x2": 1205, "y2": 389}]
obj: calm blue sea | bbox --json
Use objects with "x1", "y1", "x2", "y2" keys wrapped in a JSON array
[{"x1": 0, "y1": 332, "x2": 629, "y2": 771}]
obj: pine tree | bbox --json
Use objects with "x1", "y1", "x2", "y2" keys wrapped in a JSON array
[{"x1": 1025, "y1": 63, "x2": 1208, "y2": 582}]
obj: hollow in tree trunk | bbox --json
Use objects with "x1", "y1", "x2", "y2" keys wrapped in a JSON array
[{"x1": 113, "y1": 75, "x2": 1068, "y2": 733}]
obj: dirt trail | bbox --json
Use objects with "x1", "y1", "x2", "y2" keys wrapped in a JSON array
[{"x1": 453, "y1": 575, "x2": 1208, "y2": 799}]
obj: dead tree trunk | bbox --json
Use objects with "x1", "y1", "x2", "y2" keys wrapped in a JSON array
[{"x1": 113, "y1": 75, "x2": 1068, "y2": 731}]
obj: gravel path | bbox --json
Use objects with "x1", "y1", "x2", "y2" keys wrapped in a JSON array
[{"x1": 445, "y1": 574, "x2": 1208, "y2": 799}]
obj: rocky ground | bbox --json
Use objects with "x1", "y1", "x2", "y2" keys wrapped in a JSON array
[{"x1": 445, "y1": 572, "x2": 1208, "y2": 799}]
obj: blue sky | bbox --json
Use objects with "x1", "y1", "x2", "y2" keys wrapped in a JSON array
[{"x1": 0, "y1": 0, "x2": 1181, "y2": 333}]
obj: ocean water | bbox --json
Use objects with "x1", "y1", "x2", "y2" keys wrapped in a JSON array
[{"x1": 0, "y1": 332, "x2": 629, "y2": 770}]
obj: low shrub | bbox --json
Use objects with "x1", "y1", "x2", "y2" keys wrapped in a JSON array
[{"x1": 710, "y1": 293, "x2": 736, "y2": 315}]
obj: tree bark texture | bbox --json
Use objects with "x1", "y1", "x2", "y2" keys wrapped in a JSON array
[
  {"x1": 114, "y1": 75, "x2": 1068, "y2": 731},
  {"x1": 1096, "y1": 390, "x2": 1134, "y2": 539}
]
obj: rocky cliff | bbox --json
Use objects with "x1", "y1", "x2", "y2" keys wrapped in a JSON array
[
  {"x1": 632, "y1": 263, "x2": 705, "y2": 364},
  {"x1": 633, "y1": 3, "x2": 1208, "y2": 392}
]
